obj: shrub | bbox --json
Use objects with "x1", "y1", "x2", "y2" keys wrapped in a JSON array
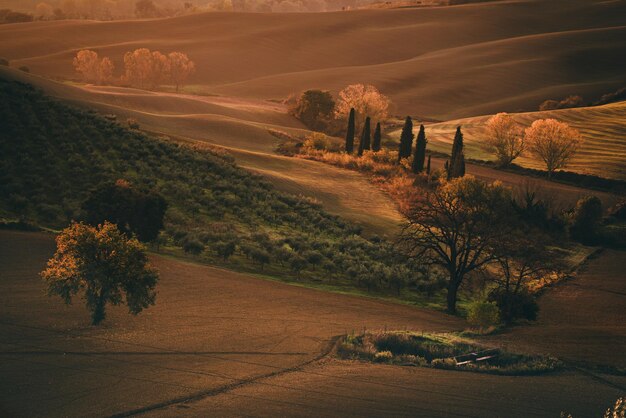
[
  {"x1": 569, "y1": 196, "x2": 602, "y2": 244},
  {"x1": 467, "y1": 301, "x2": 501, "y2": 328},
  {"x1": 127, "y1": 118, "x2": 140, "y2": 129},
  {"x1": 488, "y1": 290, "x2": 539, "y2": 322},
  {"x1": 373, "y1": 350, "x2": 393, "y2": 363},
  {"x1": 0, "y1": 58, "x2": 8, "y2": 66},
  {"x1": 18, "y1": 66, "x2": 30, "y2": 73},
  {"x1": 183, "y1": 238, "x2": 204, "y2": 255}
]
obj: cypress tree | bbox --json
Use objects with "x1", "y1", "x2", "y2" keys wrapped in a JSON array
[
  {"x1": 398, "y1": 116, "x2": 414, "y2": 161},
  {"x1": 411, "y1": 124, "x2": 427, "y2": 173},
  {"x1": 345, "y1": 108, "x2": 355, "y2": 153},
  {"x1": 372, "y1": 122, "x2": 382, "y2": 152},
  {"x1": 447, "y1": 126, "x2": 465, "y2": 179},
  {"x1": 357, "y1": 116, "x2": 371, "y2": 156},
  {"x1": 426, "y1": 155, "x2": 431, "y2": 175}
]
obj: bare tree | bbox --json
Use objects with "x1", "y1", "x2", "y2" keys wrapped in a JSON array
[
  {"x1": 525, "y1": 119, "x2": 582, "y2": 178},
  {"x1": 482, "y1": 112, "x2": 525, "y2": 166},
  {"x1": 398, "y1": 176, "x2": 514, "y2": 313}
]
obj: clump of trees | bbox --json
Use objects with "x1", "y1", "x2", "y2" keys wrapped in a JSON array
[
  {"x1": 73, "y1": 50, "x2": 114, "y2": 85},
  {"x1": 0, "y1": 8, "x2": 33, "y2": 24},
  {"x1": 41, "y1": 222, "x2": 159, "y2": 325},
  {"x1": 539, "y1": 95, "x2": 584, "y2": 111},
  {"x1": 82, "y1": 179, "x2": 167, "y2": 242},
  {"x1": 73, "y1": 48, "x2": 195, "y2": 91}
]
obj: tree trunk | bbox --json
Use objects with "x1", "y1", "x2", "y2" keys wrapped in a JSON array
[
  {"x1": 91, "y1": 292, "x2": 107, "y2": 325},
  {"x1": 446, "y1": 280, "x2": 459, "y2": 314}
]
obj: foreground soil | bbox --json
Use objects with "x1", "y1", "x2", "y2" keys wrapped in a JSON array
[
  {"x1": 1, "y1": 230, "x2": 624, "y2": 417},
  {"x1": 483, "y1": 249, "x2": 626, "y2": 369}
]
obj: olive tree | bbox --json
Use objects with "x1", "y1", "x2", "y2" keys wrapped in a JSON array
[{"x1": 41, "y1": 222, "x2": 159, "y2": 325}]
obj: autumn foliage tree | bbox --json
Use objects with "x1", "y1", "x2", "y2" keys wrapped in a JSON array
[
  {"x1": 41, "y1": 222, "x2": 159, "y2": 325},
  {"x1": 482, "y1": 112, "x2": 525, "y2": 167},
  {"x1": 73, "y1": 50, "x2": 114, "y2": 85},
  {"x1": 168, "y1": 51, "x2": 195, "y2": 92},
  {"x1": 335, "y1": 84, "x2": 390, "y2": 131},
  {"x1": 525, "y1": 119, "x2": 582, "y2": 178}
]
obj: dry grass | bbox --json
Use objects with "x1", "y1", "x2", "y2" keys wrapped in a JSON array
[{"x1": 397, "y1": 101, "x2": 626, "y2": 180}]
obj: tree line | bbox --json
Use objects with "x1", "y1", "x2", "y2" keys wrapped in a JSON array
[{"x1": 73, "y1": 48, "x2": 195, "y2": 92}]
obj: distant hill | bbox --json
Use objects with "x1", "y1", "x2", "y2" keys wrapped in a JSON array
[{"x1": 0, "y1": 0, "x2": 624, "y2": 119}]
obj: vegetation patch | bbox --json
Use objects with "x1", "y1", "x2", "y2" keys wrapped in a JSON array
[
  {"x1": 0, "y1": 77, "x2": 445, "y2": 305},
  {"x1": 337, "y1": 331, "x2": 563, "y2": 376}
]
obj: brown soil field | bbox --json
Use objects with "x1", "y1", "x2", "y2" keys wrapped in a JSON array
[
  {"x1": 0, "y1": 0, "x2": 625, "y2": 120},
  {"x1": 1, "y1": 230, "x2": 624, "y2": 417},
  {"x1": 483, "y1": 249, "x2": 626, "y2": 370}
]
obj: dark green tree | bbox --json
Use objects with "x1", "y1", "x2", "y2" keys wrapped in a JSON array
[
  {"x1": 447, "y1": 126, "x2": 465, "y2": 180},
  {"x1": 398, "y1": 116, "x2": 414, "y2": 161},
  {"x1": 82, "y1": 179, "x2": 167, "y2": 242},
  {"x1": 291, "y1": 89, "x2": 335, "y2": 131},
  {"x1": 372, "y1": 121, "x2": 382, "y2": 152},
  {"x1": 357, "y1": 116, "x2": 371, "y2": 156},
  {"x1": 426, "y1": 155, "x2": 431, "y2": 175},
  {"x1": 411, "y1": 124, "x2": 427, "y2": 173},
  {"x1": 345, "y1": 108, "x2": 355, "y2": 153},
  {"x1": 570, "y1": 196, "x2": 603, "y2": 244}
]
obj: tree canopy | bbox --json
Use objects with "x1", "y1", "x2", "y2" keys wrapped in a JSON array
[{"x1": 41, "y1": 222, "x2": 159, "y2": 325}]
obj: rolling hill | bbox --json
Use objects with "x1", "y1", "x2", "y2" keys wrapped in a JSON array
[
  {"x1": 0, "y1": 0, "x2": 625, "y2": 120},
  {"x1": 392, "y1": 101, "x2": 626, "y2": 181}
]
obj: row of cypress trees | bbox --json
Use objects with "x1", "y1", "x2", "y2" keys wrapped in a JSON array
[
  {"x1": 344, "y1": 108, "x2": 465, "y2": 179},
  {"x1": 345, "y1": 109, "x2": 384, "y2": 156}
]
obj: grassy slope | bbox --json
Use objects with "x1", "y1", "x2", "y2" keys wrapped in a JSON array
[
  {"x1": 391, "y1": 101, "x2": 626, "y2": 180},
  {"x1": 0, "y1": 0, "x2": 625, "y2": 120},
  {"x1": 0, "y1": 76, "x2": 440, "y2": 306},
  {"x1": 0, "y1": 67, "x2": 403, "y2": 236}
]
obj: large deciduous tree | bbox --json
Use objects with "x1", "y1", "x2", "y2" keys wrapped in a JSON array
[
  {"x1": 334, "y1": 84, "x2": 389, "y2": 132},
  {"x1": 398, "y1": 177, "x2": 514, "y2": 313},
  {"x1": 482, "y1": 113, "x2": 525, "y2": 167},
  {"x1": 73, "y1": 50, "x2": 115, "y2": 85},
  {"x1": 525, "y1": 118, "x2": 582, "y2": 178},
  {"x1": 41, "y1": 222, "x2": 159, "y2": 325}
]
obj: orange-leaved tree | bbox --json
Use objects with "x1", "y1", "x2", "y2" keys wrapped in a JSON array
[{"x1": 41, "y1": 221, "x2": 159, "y2": 325}]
